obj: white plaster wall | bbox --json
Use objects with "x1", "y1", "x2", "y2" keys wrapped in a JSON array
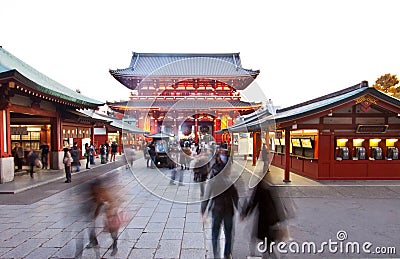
[
  {"x1": 0, "y1": 157, "x2": 15, "y2": 183},
  {"x1": 51, "y1": 151, "x2": 64, "y2": 170}
]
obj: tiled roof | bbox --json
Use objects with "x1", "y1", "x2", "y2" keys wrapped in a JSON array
[
  {"x1": 224, "y1": 81, "x2": 400, "y2": 132},
  {"x1": 110, "y1": 52, "x2": 259, "y2": 77},
  {"x1": 0, "y1": 47, "x2": 103, "y2": 108},
  {"x1": 78, "y1": 109, "x2": 149, "y2": 134},
  {"x1": 108, "y1": 99, "x2": 261, "y2": 110}
]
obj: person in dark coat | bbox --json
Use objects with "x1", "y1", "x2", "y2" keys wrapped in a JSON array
[
  {"x1": 241, "y1": 174, "x2": 293, "y2": 258},
  {"x1": 110, "y1": 141, "x2": 118, "y2": 162},
  {"x1": 70, "y1": 143, "x2": 81, "y2": 172},
  {"x1": 84, "y1": 143, "x2": 91, "y2": 169},
  {"x1": 193, "y1": 152, "x2": 211, "y2": 197},
  {"x1": 39, "y1": 142, "x2": 49, "y2": 169},
  {"x1": 12, "y1": 142, "x2": 24, "y2": 171},
  {"x1": 104, "y1": 140, "x2": 110, "y2": 162},
  {"x1": 27, "y1": 149, "x2": 39, "y2": 178},
  {"x1": 63, "y1": 148, "x2": 72, "y2": 183},
  {"x1": 261, "y1": 143, "x2": 270, "y2": 173},
  {"x1": 209, "y1": 153, "x2": 226, "y2": 179},
  {"x1": 201, "y1": 165, "x2": 238, "y2": 259},
  {"x1": 147, "y1": 142, "x2": 156, "y2": 168}
]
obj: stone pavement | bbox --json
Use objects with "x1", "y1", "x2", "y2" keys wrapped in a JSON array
[
  {"x1": 0, "y1": 155, "x2": 127, "y2": 195},
  {"x1": 0, "y1": 155, "x2": 399, "y2": 258}
]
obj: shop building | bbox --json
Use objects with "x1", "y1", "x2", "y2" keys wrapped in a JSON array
[
  {"x1": 224, "y1": 81, "x2": 400, "y2": 180},
  {"x1": 0, "y1": 47, "x2": 103, "y2": 183},
  {"x1": 78, "y1": 109, "x2": 149, "y2": 154}
]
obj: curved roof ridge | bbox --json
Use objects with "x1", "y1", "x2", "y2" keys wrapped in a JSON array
[{"x1": 277, "y1": 81, "x2": 368, "y2": 113}]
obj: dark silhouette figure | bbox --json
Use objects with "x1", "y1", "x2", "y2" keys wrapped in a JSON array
[
  {"x1": 84, "y1": 143, "x2": 90, "y2": 169},
  {"x1": 261, "y1": 143, "x2": 270, "y2": 173},
  {"x1": 241, "y1": 174, "x2": 295, "y2": 258},
  {"x1": 71, "y1": 143, "x2": 81, "y2": 172},
  {"x1": 12, "y1": 143, "x2": 24, "y2": 171},
  {"x1": 39, "y1": 142, "x2": 49, "y2": 169},
  {"x1": 201, "y1": 164, "x2": 238, "y2": 259},
  {"x1": 148, "y1": 142, "x2": 156, "y2": 168},
  {"x1": 110, "y1": 141, "x2": 118, "y2": 162},
  {"x1": 27, "y1": 149, "x2": 39, "y2": 178}
]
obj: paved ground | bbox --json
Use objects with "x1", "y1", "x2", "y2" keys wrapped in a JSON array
[{"x1": 0, "y1": 154, "x2": 399, "y2": 258}]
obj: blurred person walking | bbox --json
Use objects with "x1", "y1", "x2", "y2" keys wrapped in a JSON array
[
  {"x1": 241, "y1": 174, "x2": 295, "y2": 258},
  {"x1": 148, "y1": 142, "x2": 156, "y2": 168},
  {"x1": 201, "y1": 163, "x2": 238, "y2": 259},
  {"x1": 71, "y1": 143, "x2": 81, "y2": 172},
  {"x1": 86, "y1": 179, "x2": 121, "y2": 256},
  {"x1": 39, "y1": 142, "x2": 49, "y2": 169},
  {"x1": 261, "y1": 143, "x2": 270, "y2": 173},
  {"x1": 84, "y1": 143, "x2": 91, "y2": 169},
  {"x1": 27, "y1": 148, "x2": 39, "y2": 178},
  {"x1": 193, "y1": 152, "x2": 211, "y2": 197},
  {"x1": 169, "y1": 145, "x2": 183, "y2": 186}
]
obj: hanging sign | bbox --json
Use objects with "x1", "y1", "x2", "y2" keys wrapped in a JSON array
[
  {"x1": 11, "y1": 127, "x2": 28, "y2": 135},
  {"x1": 356, "y1": 124, "x2": 388, "y2": 134}
]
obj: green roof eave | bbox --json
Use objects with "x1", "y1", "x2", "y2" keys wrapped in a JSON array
[
  {"x1": 0, "y1": 47, "x2": 103, "y2": 108},
  {"x1": 1, "y1": 70, "x2": 103, "y2": 108}
]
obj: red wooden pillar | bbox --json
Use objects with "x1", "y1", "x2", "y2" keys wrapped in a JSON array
[
  {"x1": 194, "y1": 116, "x2": 199, "y2": 142},
  {"x1": 252, "y1": 132, "x2": 257, "y2": 166},
  {"x1": 0, "y1": 108, "x2": 11, "y2": 157},
  {"x1": 284, "y1": 128, "x2": 291, "y2": 182},
  {"x1": 213, "y1": 117, "x2": 217, "y2": 141},
  {"x1": 50, "y1": 114, "x2": 62, "y2": 169},
  {"x1": 118, "y1": 132, "x2": 122, "y2": 155},
  {"x1": 91, "y1": 126, "x2": 95, "y2": 146},
  {"x1": 50, "y1": 115, "x2": 62, "y2": 152}
]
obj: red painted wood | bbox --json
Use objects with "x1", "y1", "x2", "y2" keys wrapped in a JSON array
[{"x1": 284, "y1": 128, "x2": 291, "y2": 182}]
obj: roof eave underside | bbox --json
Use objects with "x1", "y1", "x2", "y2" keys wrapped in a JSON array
[
  {"x1": 106, "y1": 100, "x2": 262, "y2": 110},
  {"x1": 0, "y1": 70, "x2": 104, "y2": 108},
  {"x1": 77, "y1": 109, "x2": 149, "y2": 134}
]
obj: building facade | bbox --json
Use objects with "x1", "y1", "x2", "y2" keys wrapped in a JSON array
[
  {"x1": 225, "y1": 81, "x2": 400, "y2": 180},
  {"x1": 108, "y1": 53, "x2": 262, "y2": 145},
  {"x1": 0, "y1": 47, "x2": 104, "y2": 183}
]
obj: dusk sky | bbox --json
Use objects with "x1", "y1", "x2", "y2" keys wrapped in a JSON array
[{"x1": 2, "y1": 0, "x2": 399, "y2": 108}]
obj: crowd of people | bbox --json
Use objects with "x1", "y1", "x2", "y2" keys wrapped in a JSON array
[
  {"x1": 11, "y1": 137, "x2": 294, "y2": 258},
  {"x1": 11, "y1": 140, "x2": 120, "y2": 182}
]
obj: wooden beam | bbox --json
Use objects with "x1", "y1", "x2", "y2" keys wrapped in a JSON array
[{"x1": 10, "y1": 103, "x2": 57, "y2": 117}]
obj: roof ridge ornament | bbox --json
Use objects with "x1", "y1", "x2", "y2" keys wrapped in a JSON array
[
  {"x1": 132, "y1": 53, "x2": 140, "y2": 70},
  {"x1": 232, "y1": 54, "x2": 238, "y2": 70}
]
